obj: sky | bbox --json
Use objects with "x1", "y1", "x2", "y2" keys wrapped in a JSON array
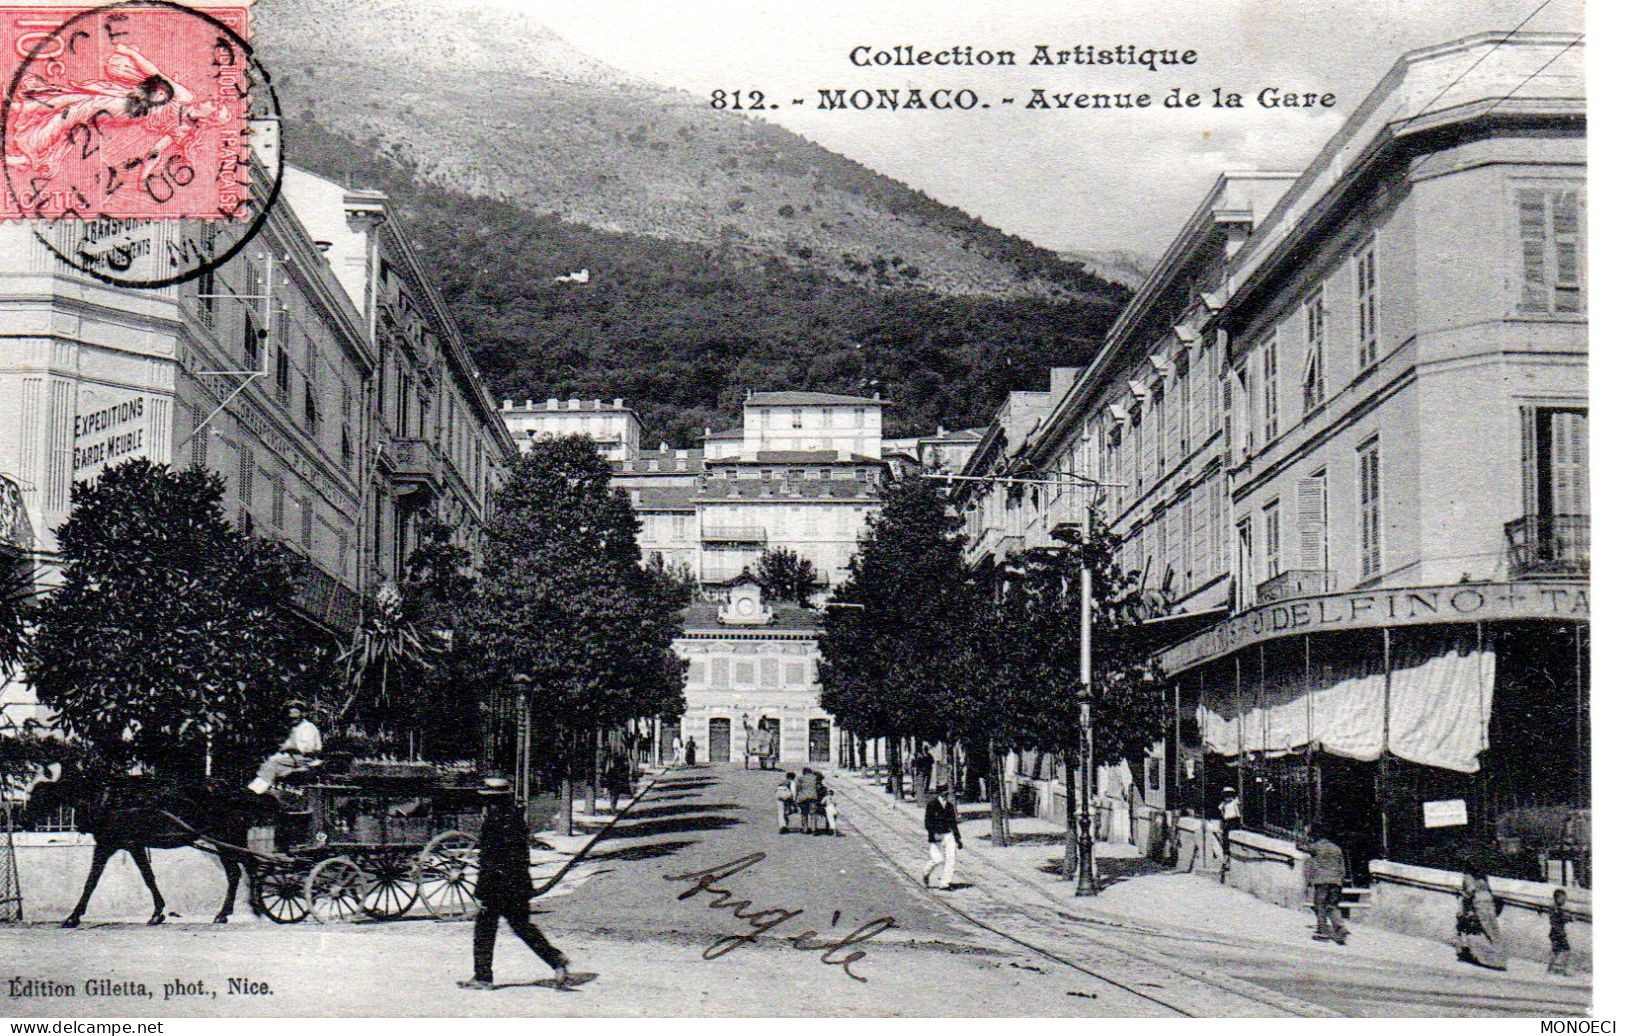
[{"x1": 500, "y1": 0, "x2": 1583, "y2": 255}]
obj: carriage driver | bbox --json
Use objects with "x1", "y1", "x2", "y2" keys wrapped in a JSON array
[{"x1": 247, "y1": 700, "x2": 323, "y2": 795}]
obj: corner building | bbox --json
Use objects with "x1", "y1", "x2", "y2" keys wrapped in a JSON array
[{"x1": 976, "y1": 33, "x2": 1587, "y2": 885}]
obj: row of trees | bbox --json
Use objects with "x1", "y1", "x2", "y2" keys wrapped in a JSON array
[
  {"x1": 6, "y1": 437, "x2": 688, "y2": 813},
  {"x1": 818, "y1": 475, "x2": 1166, "y2": 873}
]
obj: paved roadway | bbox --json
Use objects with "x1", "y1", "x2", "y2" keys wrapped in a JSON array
[{"x1": 0, "y1": 764, "x2": 1593, "y2": 1017}]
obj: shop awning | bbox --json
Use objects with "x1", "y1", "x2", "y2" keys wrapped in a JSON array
[{"x1": 1196, "y1": 626, "x2": 1495, "y2": 774}]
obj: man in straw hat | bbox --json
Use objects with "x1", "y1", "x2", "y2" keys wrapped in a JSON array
[
  {"x1": 247, "y1": 700, "x2": 322, "y2": 796},
  {"x1": 458, "y1": 776, "x2": 573, "y2": 991}
]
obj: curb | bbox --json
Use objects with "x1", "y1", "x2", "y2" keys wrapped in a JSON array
[
  {"x1": 532, "y1": 764, "x2": 671, "y2": 900},
  {"x1": 832, "y1": 769, "x2": 1340, "y2": 1019}
]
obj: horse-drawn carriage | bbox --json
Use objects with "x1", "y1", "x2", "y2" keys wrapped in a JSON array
[{"x1": 239, "y1": 758, "x2": 487, "y2": 924}]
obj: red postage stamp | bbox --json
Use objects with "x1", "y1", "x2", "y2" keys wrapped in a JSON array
[{"x1": 0, "y1": 2, "x2": 254, "y2": 221}]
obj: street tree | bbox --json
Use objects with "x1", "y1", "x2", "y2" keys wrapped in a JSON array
[
  {"x1": 25, "y1": 459, "x2": 316, "y2": 775},
  {"x1": 461, "y1": 434, "x2": 686, "y2": 833},
  {"x1": 979, "y1": 514, "x2": 1168, "y2": 861},
  {"x1": 819, "y1": 475, "x2": 977, "y2": 798},
  {"x1": 753, "y1": 547, "x2": 818, "y2": 606}
]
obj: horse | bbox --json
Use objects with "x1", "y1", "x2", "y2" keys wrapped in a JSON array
[{"x1": 25, "y1": 766, "x2": 279, "y2": 928}]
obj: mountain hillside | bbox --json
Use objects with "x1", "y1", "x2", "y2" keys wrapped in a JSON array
[{"x1": 254, "y1": 0, "x2": 1132, "y2": 443}]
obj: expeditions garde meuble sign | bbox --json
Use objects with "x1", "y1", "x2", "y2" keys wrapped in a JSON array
[{"x1": 73, "y1": 391, "x2": 148, "y2": 475}]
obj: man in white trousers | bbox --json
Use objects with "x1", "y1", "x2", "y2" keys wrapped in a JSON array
[{"x1": 923, "y1": 785, "x2": 963, "y2": 890}]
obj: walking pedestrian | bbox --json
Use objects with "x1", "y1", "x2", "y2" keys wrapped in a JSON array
[
  {"x1": 923, "y1": 785, "x2": 963, "y2": 890},
  {"x1": 458, "y1": 777, "x2": 572, "y2": 991},
  {"x1": 795, "y1": 766, "x2": 820, "y2": 833},
  {"x1": 671, "y1": 732, "x2": 682, "y2": 767},
  {"x1": 776, "y1": 771, "x2": 797, "y2": 833},
  {"x1": 684, "y1": 736, "x2": 697, "y2": 767},
  {"x1": 1548, "y1": 888, "x2": 1572, "y2": 976},
  {"x1": 1454, "y1": 870, "x2": 1508, "y2": 970},
  {"x1": 1218, "y1": 786, "x2": 1242, "y2": 880},
  {"x1": 1300, "y1": 823, "x2": 1349, "y2": 944},
  {"x1": 823, "y1": 788, "x2": 840, "y2": 835}
]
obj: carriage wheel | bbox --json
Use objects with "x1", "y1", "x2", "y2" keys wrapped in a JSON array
[
  {"x1": 360, "y1": 853, "x2": 419, "y2": 920},
  {"x1": 252, "y1": 866, "x2": 311, "y2": 924},
  {"x1": 305, "y1": 857, "x2": 366, "y2": 924},
  {"x1": 413, "y1": 831, "x2": 480, "y2": 920}
]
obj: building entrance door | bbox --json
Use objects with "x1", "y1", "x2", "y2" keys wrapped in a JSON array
[
  {"x1": 809, "y1": 719, "x2": 831, "y2": 763},
  {"x1": 759, "y1": 718, "x2": 781, "y2": 768},
  {"x1": 708, "y1": 718, "x2": 731, "y2": 764}
]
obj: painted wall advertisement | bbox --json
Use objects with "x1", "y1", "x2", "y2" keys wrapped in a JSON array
[{"x1": 73, "y1": 389, "x2": 150, "y2": 477}]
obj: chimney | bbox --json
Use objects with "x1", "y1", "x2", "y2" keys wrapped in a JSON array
[
  {"x1": 547, "y1": 398, "x2": 559, "y2": 410},
  {"x1": 704, "y1": 427, "x2": 712, "y2": 437},
  {"x1": 613, "y1": 398, "x2": 623, "y2": 408},
  {"x1": 592, "y1": 399, "x2": 601, "y2": 411},
  {"x1": 502, "y1": 399, "x2": 513, "y2": 410},
  {"x1": 568, "y1": 398, "x2": 580, "y2": 410},
  {"x1": 660, "y1": 442, "x2": 669, "y2": 452}
]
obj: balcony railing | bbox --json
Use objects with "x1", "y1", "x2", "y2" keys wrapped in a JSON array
[
  {"x1": 389, "y1": 437, "x2": 444, "y2": 494},
  {"x1": 281, "y1": 548, "x2": 362, "y2": 633},
  {"x1": 1256, "y1": 569, "x2": 1338, "y2": 605},
  {"x1": 1506, "y1": 514, "x2": 1589, "y2": 577},
  {"x1": 700, "y1": 525, "x2": 767, "y2": 542},
  {"x1": 701, "y1": 565, "x2": 748, "y2": 585}
]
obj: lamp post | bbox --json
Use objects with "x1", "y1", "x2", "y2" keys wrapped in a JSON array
[
  {"x1": 512, "y1": 672, "x2": 534, "y2": 808},
  {"x1": 1052, "y1": 518, "x2": 1098, "y2": 896},
  {"x1": 928, "y1": 468, "x2": 1115, "y2": 895}
]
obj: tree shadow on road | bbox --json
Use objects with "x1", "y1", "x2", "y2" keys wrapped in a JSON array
[
  {"x1": 588, "y1": 839, "x2": 697, "y2": 863},
  {"x1": 600, "y1": 814, "x2": 741, "y2": 839},
  {"x1": 650, "y1": 778, "x2": 717, "y2": 793},
  {"x1": 624, "y1": 803, "x2": 741, "y2": 820}
]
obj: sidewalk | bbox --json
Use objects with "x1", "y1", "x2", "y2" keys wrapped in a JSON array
[{"x1": 832, "y1": 770, "x2": 1590, "y2": 992}]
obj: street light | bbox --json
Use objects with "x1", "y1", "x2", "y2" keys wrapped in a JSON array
[
  {"x1": 512, "y1": 672, "x2": 534, "y2": 808},
  {"x1": 928, "y1": 468, "x2": 1116, "y2": 896},
  {"x1": 1051, "y1": 519, "x2": 1098, "y2": 896}
]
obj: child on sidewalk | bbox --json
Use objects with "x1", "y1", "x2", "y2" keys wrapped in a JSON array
[{"x1": 1548, "y1": 889, "x2": 1572, "y2": 975}]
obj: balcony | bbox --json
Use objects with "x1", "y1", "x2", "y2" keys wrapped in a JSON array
[
  {"x1": 1505, "y1": 514, "x2": 1589, "y2": 578},
  {"x1": 701, "y1": 565, "x2": 747, "y2": 585},
  {"x1": 1255, "y1": 569, "x2": 1338, "y2": 604},
  {"x1": 701, "y1": 525, "x2": 767, "y2": 543},
  {"x1": 389, "y1": 437, "x2": 444, "y2": 499},
  {"x1": 282, "y1": 549, "x2": 362, "y2": 633}
]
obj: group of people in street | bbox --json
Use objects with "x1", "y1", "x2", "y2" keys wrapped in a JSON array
[{"x1": 776, "y1": 768, "x2": 838, "y2": 834}]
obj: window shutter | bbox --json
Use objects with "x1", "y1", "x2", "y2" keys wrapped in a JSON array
[
  {"x1": 1520, "y1": 406, "x2": 1539, "y2": 518},
  {"x1": 1518, "y1": 189, "x2": 1548, "y2": 310},
  {"x1": 1552, "y1": 190, "x2": 1581, "y2": 313},
  {"x1": 1297, "y1": 474, "x2": 1327, "y2": 569},
  {"x1": 1550, "y1": 410, "x2": 1588, "y2": 517},
  {"x1": 1191, "y1": 478, "x2": 1210, "y2": 583}
]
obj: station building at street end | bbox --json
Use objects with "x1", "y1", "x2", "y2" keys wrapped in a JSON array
[
  {"x1": 955, "y1": 32, "x2": 1586, "y2": 891},
  {"x1": 502, "y1": 389, "x2": 980, "y2": 765},
  {"x1": 0, "y1": 164, "x2": 513, "y2": 728}
]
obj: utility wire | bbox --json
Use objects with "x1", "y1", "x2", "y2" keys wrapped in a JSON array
[
  {"x1": 1482, "y1": 33, "x2": 1584, "y2": 117},
  {"x1": 1398, "y1": 0, "x2": 1558, "y2": 125}
]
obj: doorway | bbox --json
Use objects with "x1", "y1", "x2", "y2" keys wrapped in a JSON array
[
  {"x1": 708, "y1": 718, "x2": 731, "y2": 764},
  {"x1": 809, "y1": 719, "x2": 831, "y2": 763}
]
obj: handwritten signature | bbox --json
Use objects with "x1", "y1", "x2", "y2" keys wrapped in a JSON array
[{"x1": 663, "y1": 852, "x2": 897, "y2": 982}]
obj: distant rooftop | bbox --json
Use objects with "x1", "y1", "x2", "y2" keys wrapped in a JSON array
[
  {"x1": 706, "y1": 426, "x2": 745, "y2": 440},
  {"x1": 501, "y1": 397, "x2": 635, "y2": 413},
  {"x1": 743, "y1": 390, "x2": 890, "y2": 407},
  {"x1": 680, "y1": 601, "x2": 823, "y2": 635},
  {"x1": 694, "y1": 480, "x2": 877, "y2": 502}
]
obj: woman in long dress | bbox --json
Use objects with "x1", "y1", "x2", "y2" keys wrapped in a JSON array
[{"x1": 1455, "y1": 872, "x2": 1508, "y2": 970}]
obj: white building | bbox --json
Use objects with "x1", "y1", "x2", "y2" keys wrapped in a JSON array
[{"x1": 500, "y1": 397, "x2": 643, "y2": 461}]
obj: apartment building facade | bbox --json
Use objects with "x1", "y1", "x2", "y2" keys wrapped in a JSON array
[
  {"x1": 0, "y1": 166, "x2": 513, "y2": 727},
  {"x1": 957, "y1": 33, "x2": 1587, "y2": 881}
]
